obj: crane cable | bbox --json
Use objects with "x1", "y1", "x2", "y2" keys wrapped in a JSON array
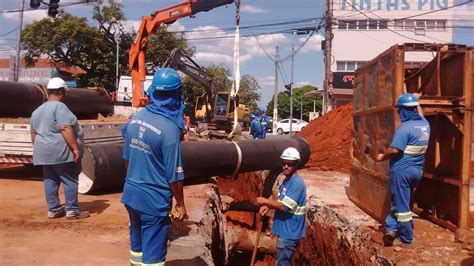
[{"x1": 227, "y1": 0, "x2": 241, "y2": 139}]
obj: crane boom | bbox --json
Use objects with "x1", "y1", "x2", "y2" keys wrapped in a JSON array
[{"x1": 128, "y1": 0, "x2": 234, "y2": 107}]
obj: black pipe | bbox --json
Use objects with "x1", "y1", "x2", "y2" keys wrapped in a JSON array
[
  {"x1": 80, "y1": 136, "x2": 310, "y2": 194},
  {"x1": 79, "y1": 143, "x2": 126, "y2": 194},
  {"x1": 0, "y1": 81, "x2": 46, "y2": 117},
  {"x1": 0, "y1": 81, "x2": 113, "y2": 118},
  {"x1": 63, "y1": 88, "x2": 114, "y2": 119}
]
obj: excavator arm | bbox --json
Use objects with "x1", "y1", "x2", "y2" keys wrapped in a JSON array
[
  {"x1": 162, "y1": 48, "x2": 217, "y2": 120},
  {"x1": 129, "y1": 0, "x2": 234, "y2": 107}
]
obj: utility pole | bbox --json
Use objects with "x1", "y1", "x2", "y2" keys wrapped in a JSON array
[
  {"x1": 289, "y1": 44, "x2": 294, "y2": 134},
  {"x1": 115, "y1": 34, "x2": 121, "y2": 89},
  {"x1": 300, "y1": 93, "x2": 303, "y2": 120},
  {"x1": 14, "y1": 0, "x2": 25, "y2": 82},
  {"x1": 272, "y1": 46, "x2": 279, "y2": 135},
  {"x1": 323, "y1": 0, "x2": 333, "y2": 114}
]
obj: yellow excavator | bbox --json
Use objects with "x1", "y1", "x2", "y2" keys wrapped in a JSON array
[{"x1": 162, "y1": 48, "x2": 251, "y2": 129}]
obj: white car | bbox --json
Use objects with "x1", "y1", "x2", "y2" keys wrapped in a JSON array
[{"x1": 276, "y1": 119, "x2": 308, "y2": 135}]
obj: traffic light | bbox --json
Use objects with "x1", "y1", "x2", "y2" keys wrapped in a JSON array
[
  {"x1": 284, "y1": 83, "x2": 292, "y2": 96},
  {"x1": 30, "y1": 0, "x2": 41, "y2": 9},
  {"x1": 48, "y1": 0, "x2": 60, "y2": 18}
]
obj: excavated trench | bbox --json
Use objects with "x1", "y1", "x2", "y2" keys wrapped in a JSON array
[{"x1": 192, "y1": 170, "x2": 385, "y2": 266}]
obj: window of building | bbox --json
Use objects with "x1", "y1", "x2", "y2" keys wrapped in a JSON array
[
  {"x1": 394, "y1": 20, "x2": 403, "y2": 30},
  {"x1": 368, "y1": 20, "x2": 378, "y2": 29},
  {"x1": 337, "y1": 61, "x2": 345, "y2": 71},
  {"x1": 436, "y1": 20, "x2": 446, "y2": 30},
  {"x1": 392, "y1": 19, "x2": 447, "y2": 31},
  {"x1": 359, "y1": 20, "x2": 368, "y2": 30},
  {"x1": 426, "y1": 20, "x2": 436, "y2": 30},
  {"x1": 338, "y1": 20, "x2": 348, "y2": 30},
  {"x1": 346, "y1": 61, "x2": 356, "y2": 71},
  {"x1": 348, "y1": 20, "x2": 357, "y2": 29},
  {"x1": 379, "y1": 20, "x2": 388, "y2": 29}
]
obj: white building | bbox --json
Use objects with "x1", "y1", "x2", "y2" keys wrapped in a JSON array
[{"x1": 330, "y1": 0, "x2": 454, "y2": 107}]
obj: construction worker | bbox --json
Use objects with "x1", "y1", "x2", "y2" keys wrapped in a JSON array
[
  {"x1": 257, "y1": 147, "x2": 307, "y2": 265},
  {"x1": 259, "y1": 109, "x2": 269, "y2": 139},
  {"x1": 250, "y1": 112, "x2": 261, "y2": 139},
  {"x1": 376, "y1": 93, "x2": 430, "y2": 247},
  {"x1": 121, "y1": 68, "x2": 186, "y2": 265},
  {"x1": 30, "y1": 77, "x2": 89, "y2": 220}
]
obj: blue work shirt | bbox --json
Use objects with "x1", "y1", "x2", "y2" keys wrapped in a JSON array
[
  {"x1": 259, "y1": 115, "x2": 268, "y2": 139},
  {"x1": 31, "y1": 101, "x2": 84, "y2": 165},
  {"x1": 121, "y1": 109, "x2": 184, "y2": 217},
  {"x1": 389, "y1": 117, "x2": 430, "y2": 172},
  {"x1": 272, "y1": 173, "x2": 307, "y2": 240},
  {"x1": 250, "y1": 118, "x2": 261, "y2": 139}
]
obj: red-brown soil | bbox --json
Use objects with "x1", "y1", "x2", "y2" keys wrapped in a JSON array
[{"x1": 298, "y1": 104, "x2": 353, "y2": 173}]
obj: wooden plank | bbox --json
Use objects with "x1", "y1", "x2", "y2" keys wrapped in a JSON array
[
  {"x1": 459, "y1": 51, "x2": 473, "y2": 229},
  {"x1": 423, "y1": 172, "x2": 462, "y2": 187}
]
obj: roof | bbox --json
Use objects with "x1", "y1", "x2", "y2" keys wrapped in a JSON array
[{"x1": 0, "y1": 58, "x2": 86, "y2": 75}]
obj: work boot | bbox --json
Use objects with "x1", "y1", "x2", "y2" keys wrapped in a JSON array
[
  {"x1": 392, "y1": 238, "x2": 412, "y2": 248},
  {"x1": 48, "y1": 208, "x2": 66, "y2": 219},
  {"x1": 383, "y1": 231, "x2": 397, "y2": 247},
  {"x1": 66, "y1": 210, "x2": 90, "y2": 220}
]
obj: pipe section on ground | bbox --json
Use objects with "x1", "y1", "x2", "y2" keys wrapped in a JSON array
[
  {"x1": 80, "y1": 136, "x2": 310, "y2": 194},
  {"x1": 0, "y1": 81, "x2": 114, "y2": 118}
]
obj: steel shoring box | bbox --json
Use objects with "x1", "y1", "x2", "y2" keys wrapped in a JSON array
[{"x1": 350, "y1": 43, "x2": 473, "y2": 231}]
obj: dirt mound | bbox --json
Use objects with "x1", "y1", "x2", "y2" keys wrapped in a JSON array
[{"x1": 298, "y1": 104, "x2": 353, "y2": 173}]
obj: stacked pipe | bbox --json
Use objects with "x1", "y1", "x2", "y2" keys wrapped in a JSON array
[
  {"x1": 78, "y1": 136, "x2": 311, "y2": 194},
  {"x1": 0, "y1": 81, "x2": 113, "y2": 119}
]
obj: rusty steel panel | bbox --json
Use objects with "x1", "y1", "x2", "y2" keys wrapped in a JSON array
[{"x1": 351, "y1": 44, "x2": 473, "y2": 230}]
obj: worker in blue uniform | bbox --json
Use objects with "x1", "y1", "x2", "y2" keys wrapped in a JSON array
[
  {"x1": 257, "y1": 147, "x2": 307, "y2": 265},
  {"x1": 121, "y1": 68, "x2": 186, "y2": 265},
  {"x1": 376, "y1": 93, "x2": 430, "y2": 247},
  {"x1": 250, "y1": 112, "x2": 261, "y2": 139},
  {"x1": 259, "y1": 109, "x2": 269, "y2": 139}
]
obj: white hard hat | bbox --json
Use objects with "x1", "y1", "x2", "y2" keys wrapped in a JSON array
[
  {"x1": 47, "y1": 77, "x2": 67, "y2": 89},
  {"x1": 280, "y1": 147, "x2": 300, "y2": 161}
]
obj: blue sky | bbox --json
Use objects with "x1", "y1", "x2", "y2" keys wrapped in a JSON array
[{"x1": 0, "y1": 0, "x2": 473, "y2": 108}]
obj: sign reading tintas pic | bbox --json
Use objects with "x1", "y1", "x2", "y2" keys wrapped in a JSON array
[
  {"x1": 339, "y1": 0, "x2": 448, "y2": 11},
  {"x1": 333, "y1": 72, "x2": 355, "y2": 89}
]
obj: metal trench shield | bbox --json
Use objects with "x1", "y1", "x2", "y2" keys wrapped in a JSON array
[{"x1": 350, "y1": 43, "x2": 473, "y2": 230}]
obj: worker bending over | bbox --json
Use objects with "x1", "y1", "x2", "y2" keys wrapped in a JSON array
[
  {"x1": 376, "y1": 93, "x2": 430, "y2": 246},
  {"x1": 121, "y1": 68, "x2": 186, "y2": 265},
  {"x1": 257, "y1": 147, "x2": 307, "y2": 265}
]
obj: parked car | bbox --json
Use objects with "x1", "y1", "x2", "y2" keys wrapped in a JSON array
[{"x1": 276, "y1": 119, "x2": 308, "y2": 135}]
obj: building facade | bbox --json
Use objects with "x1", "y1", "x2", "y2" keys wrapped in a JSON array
[{"x1": 330, "y1": 0, "x2": 454, "y2": 108}]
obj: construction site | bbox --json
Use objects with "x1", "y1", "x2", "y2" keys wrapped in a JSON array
[{"x1": 1, "y1": 0, "x2": 474, "y2": 265}]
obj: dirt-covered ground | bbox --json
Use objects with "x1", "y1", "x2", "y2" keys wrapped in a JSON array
[{"x1": 1, "y1": 164, "x2": 473, "y2": 265}]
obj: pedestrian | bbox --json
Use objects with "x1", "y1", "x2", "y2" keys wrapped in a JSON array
[
  {"x1": 121, "y1": 68, "x2": 187, "y2": 266},
  {"x1": 376, "y1": 93, "x2": 430, "y2": 247},
  {"x1": 257, "y1": 147, "x2": 307, "y2": 266},
  {"x1": 250, "y1": 112, "x2": 261, "y2": 139},
  {"x1": 30, "y1": 77, "x2": 89, "y2": 220}
]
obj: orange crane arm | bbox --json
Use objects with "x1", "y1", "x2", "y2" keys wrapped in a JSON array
[{"x1": 129, "y1": 0, "x2": 234, "y2": 107}]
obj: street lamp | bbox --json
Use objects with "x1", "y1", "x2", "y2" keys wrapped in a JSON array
[{"x1": 114, "y1": 33, "x2": 121, "y2": 89}]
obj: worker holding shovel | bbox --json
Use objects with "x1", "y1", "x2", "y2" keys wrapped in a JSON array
[{"x1": 257, "y1": 147, "x2": 307, "y2": 265}]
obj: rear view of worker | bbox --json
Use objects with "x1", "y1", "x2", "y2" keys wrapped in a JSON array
[
  {"x1": 376, "y1": 93, "x2": 430, "y2": 246},
  {"x1": 257, "y1": 147, "x2": 307, "y2": 265},
  {"x1": 121, "y1": 68, "x2": 186, "y2": 265},
  {"x1": 259, "y1": 109, "x2": 269, "y2": 139},
  {"x1": 31, "y1": 77, "x2": 89, "y2": 220},
  {"x1": 250, "y1": 112, "x2": 261, "y2": 139}
]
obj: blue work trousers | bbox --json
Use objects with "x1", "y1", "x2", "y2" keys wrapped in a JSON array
[
  {"x1": 42, "y1": 162, "x2": 81, "y2": 214},
  {"x1": 385, "y1": 166, "x2": 423, "y2": 244},
  {"x1": 125, "y1": 204, "x2": 170, "y2": 265},
  {"x1": 276, "y1": 237, "x2": 299, "y2": 266}
]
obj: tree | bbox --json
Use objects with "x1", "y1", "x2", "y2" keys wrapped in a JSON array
[
  {"x1": 21, "y1": 0, "x2": 189, "y2": 91},
  {"x1": 266, "y1": 85, "x2": 321, "y2": 121}
]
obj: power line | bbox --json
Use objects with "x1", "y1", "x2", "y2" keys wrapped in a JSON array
[
  {"x1": 399, "y1": 0, "x2": 473, "y2": 21},
  {"x1": 0, "y1": 26, "x2": 20, "y2": 37},
  {"x1": 0, "y1": 0, "x2": 97, "y2": 13}
]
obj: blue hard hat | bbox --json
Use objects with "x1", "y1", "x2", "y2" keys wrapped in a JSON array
[
  {"x1": 147, "y1": 68, "x2": 182, "y2": 96},
  {"x1": 395, "y1": 93, "x2": 419, "y2": 108}
]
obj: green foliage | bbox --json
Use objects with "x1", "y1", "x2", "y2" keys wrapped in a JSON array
[
  {"x1": 266, "y1": 85, "x2": 321, "y2": 121},
  {"x1": 21, "y1": 0, "x2": 189, "y2": 91}
]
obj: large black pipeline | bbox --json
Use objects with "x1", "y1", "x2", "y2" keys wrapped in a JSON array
[
  {"x1": 79, "y1": 136, "x2": 310, "y2": 194},
  {"x1": 63, "y1": 88, "x2": 114, "y2": 118},
  {"x1": 0, "y1": 81, "x2": 46, "y2": 117},
  {"x1": 0, "y1": 81, "x2": 113, "y2": 118}
]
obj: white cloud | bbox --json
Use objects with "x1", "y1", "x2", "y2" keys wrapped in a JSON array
[
  {"x1": 294, "y1": 81, "x2": 313, "y2": 87},
  {"x1": 122, "y1": 19, "x2": 141, "y2": 33},
  {"x1": 257, "y1": 76, "x2": 275, "y2": 87},
  {"x1": 240, "y1": 5, "x2": 269, "y2": 14},
  {"x1": 298, "y1": 34, "x2": 324, "y2": 53},
  {"x1": 167, "y1": 21, "x2": 185, "y2": 32},
  {"x1": 3, "y1": 10, "x2": 48, "y2": 25}
]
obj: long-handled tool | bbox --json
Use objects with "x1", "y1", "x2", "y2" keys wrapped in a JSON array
[{"x1": 250, "y1": 214, "x2": 265, "y2": 266}]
